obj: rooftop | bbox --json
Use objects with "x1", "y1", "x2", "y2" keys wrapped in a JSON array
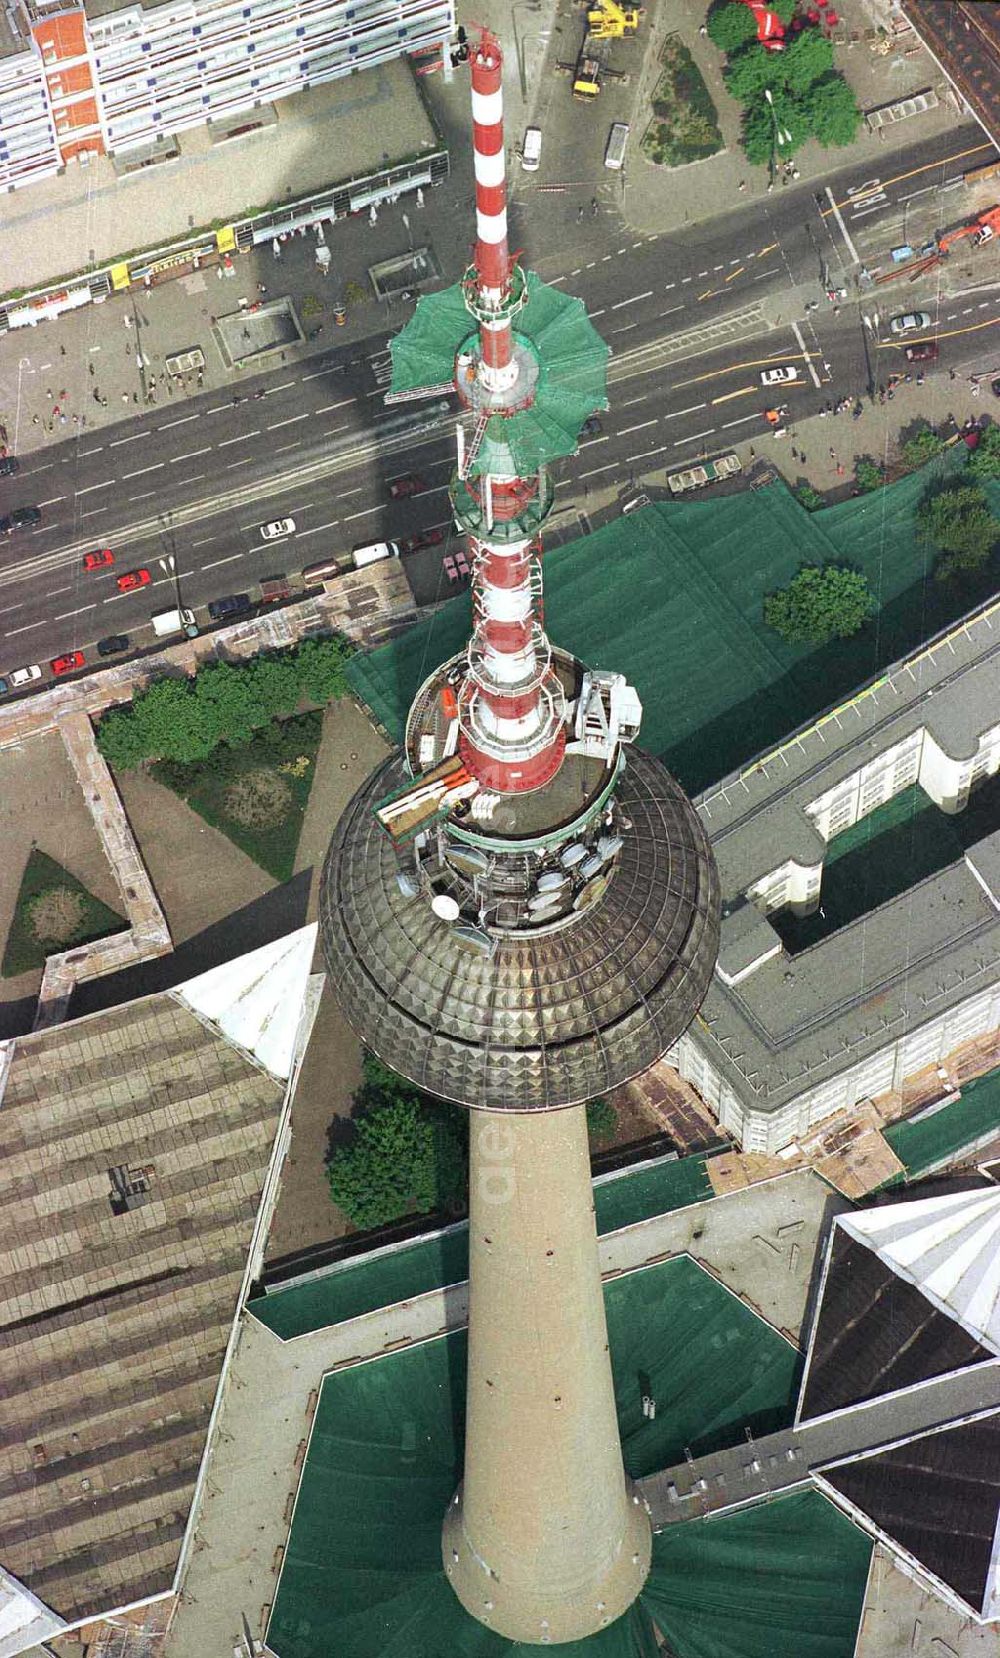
[
  {"x1": 0, "y1": 928, "x2": 316, "y2": 1630},
  {"x1": 903, "y1": 1, "x2": 1000, "y2": 151}
]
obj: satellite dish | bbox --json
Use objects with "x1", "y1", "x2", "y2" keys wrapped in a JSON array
[
  {"x1": 537, "y1": 870, "x2": 569, "y2": 893},
  {"x1": 560, "y1": 842, "x2": 588, "y2": 869},
  {"x1": 431, "y1": 893, "x2": 461, "y2": 921},
  {"x1": 447, "y1": 846, "x2": 491, "y2": 876},
  {"x1": 528, "y1": 890, "x2": 565, "y2": 913},
  {"x1": 573, "y1": 872, "x2": 609, "y2": 912},
  {"x1": 579, "y1": 853, "x2": 604, "y2": 881},
  {"x1": 396, "y1": 871, "x2": 420, "y2": 898}
]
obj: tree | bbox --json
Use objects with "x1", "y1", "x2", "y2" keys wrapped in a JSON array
[
  {"x1": 854, "y1": 457, "x2": 884, "y2": 493},
  {"x1": 707, "y1": 2, "x2": 758, "y2": 53},
  {"x1": 245, "y1": 651, "x2": 303, "y2": 720},
  {"x1": 781, "y1": 27, "x2": 834, "y2": 93},
  {"x1": 294, "y1": 635, "x2": 352, "y2": 705},
  {"x1": 131, "y1": 676, "x2": 216, "y2": 764},
  {"x1": 194, "y1": 660, "x2": 259, "y2": 749},
  {"x1": 769, "y1": 0, "x2": 797, "y2": 21},
  {"x1": 801, "y1": 73, "x2": 862, "y2": 147},
  {"x1": 741, "y1": 87, "x2": 809, "y2": 164},
  {"x1": 327, "y1": 1093, "x2": 466, "y2": 1229},
  {"x1": 725, "y1": 42, "x2": 784, "y2": 102},
  {"x1": 966, "y1": 423, "x2": 1000, "y2": 481},
  {"x1": 764, "y1": 564, "x2": 875, "y2": 644},
  {"x1": 586, "y1": 1097, "x2": 618, "y2": 1146},
  {"x1": 918, "y1": 481, "x2": 998, "y2": 579},
  {"x1": 795, "y1": 483, "x2": 824, "y2": 512},
  {"x1": 900, "y1": 423, "x2": 945, "y2": 471}
]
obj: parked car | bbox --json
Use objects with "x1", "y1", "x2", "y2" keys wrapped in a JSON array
[
  {"x1": 302, "y1": 556, "x2": 343, "y2": 585},
  {"x1": 83, "y1": 548, "x2": 115, "y2": 571},
  {"x1": 0, "y1": 456, "x2": 20, "y2": 477},
  {"x1": 905, "y1": 341, "x2": 938, "y2": 363},
  {"x1": 9, "y1": 664, "x2": 41, "y2": 686},
  {"x1": 0, "y1": 506, "x2": 41, "y2": 534},
  {"x1": 208, "y1": 592, "x2": 252, "y2": 621},
  {"x1": 622, "y1": 492, "x2": 651, "y2": 515},
  {"x1": 889, "y1": 311, "x2": 931, "y2": 335},
  {"x1": 51, "y1": 651, "x2": 85, "y2": 676},
  {"x1": 0, "y1": 675, "x2": 8, "y2": 694},
  {"x1": 582, "y1": 414, "x2": 603, "y2": 437},
  {"x1": 760, "y1": 366, "x2": 799, "y2": 386},
  {"x1": 520, "y1": 126, "x2": 542, "y2": 171},
  {"x1": 259, "y1": 574, "x2": 291, "y2": 603},
  {"x1": 116, "y1": 567, "x2": 151, "y2": 593},
  {"x1": 991, "y1": 377, "x2": 1000, "y2": 399},
  {"x1": 97, "y1": 634, "x2": 130, "y2": 656},
  {"x1": 399, "y1": 529, "x2": 445, "y2": 554},
  {"x1": 388, "y1": 473, "x2": 427, "y2": 500},
  {"x1": 261, "y1": 517, "x2": 296, "y2": 540}
]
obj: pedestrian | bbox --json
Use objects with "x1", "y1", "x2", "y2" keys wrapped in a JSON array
[
  {"x1": 59, "y1": 344, "x2": 66, "y2": 356},
  {"x1": 258, "y1": 283, "x2": 267, "y2": 295},
  {"x1": 46, "y1": 388, "x2": 53, "y2": 399},
  {"x1": 133, "y1": 392, "x2": 139, "y2": 404},
  {"x1": 577, "y1": 204, "x2": 585, "y2": 220},
  {"x1": 52, "y1": 404, "x2": 61, "y2": 417},
  {"x1": 125, "y1": 344, "x2": 131, "y2": 356},
  {"x1": 122, "y1": 393, "x2": 129, "y2": 403},
  {"x1": 93, "y1": 391, "x2": 101, "y2": 404},
  {"x1": 590, "y1": 197, "x2": 598, "y2": 216},
  {"x1": 31, "y1": 415, "x2": 39, "y2": 426},
  {"x1": 738, "y1": 180, "x2": 747, "y2": 192},
  {"x1": 89, "y1": 362, "x2": 95, "y2": 376},
  {"x1": 59, "y1": 389, "x2": 66, "y2": 399},
  {"x1": 749, "y1": 446, "x2": 755, "y2": 459}
]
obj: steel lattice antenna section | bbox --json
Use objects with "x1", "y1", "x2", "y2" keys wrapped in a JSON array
[{"x1": 319, "y1": 25, "x2": 721, "y2": 1646}]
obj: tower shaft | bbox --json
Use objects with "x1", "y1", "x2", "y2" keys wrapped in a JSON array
[{"x1": 443, "y1": 1107, "x2": 651, "y2": 1643}]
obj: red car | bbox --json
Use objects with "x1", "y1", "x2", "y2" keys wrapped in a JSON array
[
  {"x1": 388, "y1": 473, "x2": 427, "y2": 500},
  {"x1": 905, "y1": 342, "x2": 938, "y2": 363},
  {"x1": 51, "y1": 651, "x2": 85, "y2": 676},
  {"x1": 83, "y1": 548, "x2": 114, "y2": 572},
  {"x1": 399, "y1": 528, "x2": 445, "y2": 553},
  {"x1": 116, "y1": 567, "x2": 151, "y2": 593}
]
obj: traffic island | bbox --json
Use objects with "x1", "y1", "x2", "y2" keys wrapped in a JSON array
[{"x1": 641, "y1": 35, "x2": 723, "y2": 167}]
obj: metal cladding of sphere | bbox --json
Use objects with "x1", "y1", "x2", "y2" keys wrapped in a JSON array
[{"x1": 320, "y1": 746, "x2": 720, "y2": 1113}]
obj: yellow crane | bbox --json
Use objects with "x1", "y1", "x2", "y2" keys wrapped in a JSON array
[{"x1": 586, "y1": 0, "x2": 640, "y2": 40}]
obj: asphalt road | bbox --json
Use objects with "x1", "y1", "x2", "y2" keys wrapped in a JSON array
[{"x1": 1, "y1": 123, "x2": 997, "y2": 687}]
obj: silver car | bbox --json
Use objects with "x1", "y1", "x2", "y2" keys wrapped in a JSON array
[{"x1": 889, "y1": 311, "x2": 932, "y2": 335}]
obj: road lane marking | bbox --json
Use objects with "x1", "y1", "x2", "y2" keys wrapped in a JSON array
[
  {"x1": 711, "y1": 386, "x2": 756, "y2": 404},
  {"x1": 54, "y1": 604, "x2": 97, "y2": 620},
  {"x1": 218, "y1": 432, "x2": 256, "y2": 447},
  {"x1": 267, "y1": 413, "x2": 311, "y2": 430},
  {"x1": 226, "y1": 457, "x2": 253, "y2": 468},
  {"x1": 5, "y1": 620, "x2": 48, "y2": 636},
  {"x1": 725, "y1": 267, "x2": 745, "y2": 283},
  {"x1": 171, "y1": 448, "x2": 211, "y2": 464},
  {"x1": 48, "y1": 586, "x2": 71, "y2": 597},
  {"x1": 129, "y1": 490, "x2": 160, "y2": 501},
  {"x1": 659, "y1": 305, "x2": 685, "y2": 318},
  {"x1": 191, "y1": 536, "x2": 219, "y2": 548},
  {"x1": 315, "y1": 399, "x2": 355, "y2": 413},
  {"x1": 722, "y1": 413, "x2": 761, "y2": 429},
  {"x1": 588, "y1": 308, "x2": 606, "y2": 318},
  {"x1": 297, "y1": 519, "x2": 342, "y2": 539},
  {"x1": 578, "y1": 461, "x2": 619, "y2": 480},
  {"x1": 620, "y1": 419, "x2": 659, "y2": 434},
  {"x1": 662, "y1": 402, "x2": 708, "y2": 419},
  {"x1": 122, "y1": 462, "x2": 165, "y2": 479},
  {"x1": 824, "y1": 186, "x2": 860, "y2": 264},
  {"x1": 674, "y1": 428, "x2": 717, "y2": 445},
  {"x1": 268, "y1": 380, "x2": 297, "y2": 393},
  {"x1": 611, "y1": 291, "x2": 653, "y2": 309},
  {"x1": 80, "y1": 507, "x2": 109, "y2": 518},
  {"x1": 344, "y1": 505, "x2": 382, "y2": 522},
  {"x1": 37, "y1": 496, "x2": 66, "y2": 506},
  {"x1": 109, "y1": 433, "x2": 146, "y2": 447},
  {"x1": 791, "y1": 319, "x2": 822, "y2": 388},
  {"x1": 76, "y1": 480, "x2": 113, "y2": 495},
  {"x1": 202, "y1": 553, "x2": 245, "y2": 570},
  {"x1": 159, "y1": 414, "x2": 201, "y2": 430}
]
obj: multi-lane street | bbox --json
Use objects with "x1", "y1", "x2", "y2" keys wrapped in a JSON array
[{"x1": 1, "y1": 124, "x2": 999, "y2": 686}]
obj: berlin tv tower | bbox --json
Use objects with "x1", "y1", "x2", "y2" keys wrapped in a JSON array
[{"x1": 320, "y1": 29, "x2": 720, "y2": 1644}]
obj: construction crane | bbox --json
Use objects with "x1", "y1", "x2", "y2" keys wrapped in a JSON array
[{"x1": 586, "y1": 0, "x2": 641, "y2": 40}]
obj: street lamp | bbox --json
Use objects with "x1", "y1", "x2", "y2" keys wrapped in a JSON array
[
  {"x1": 13, "y1": 357, "x2": 31, "y2": 453},
  {"x1": 763, "y1": 88, "x2": 793, "y2": 191}
]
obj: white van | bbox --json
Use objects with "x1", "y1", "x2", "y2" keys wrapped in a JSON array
[
  {"x1": 151, "y1": 606, "x2": 197, "y2": 638},
  {"x1": 604, "y1": 122, "x2": 630, "y2": 170},
  {"x1": 521, "y1": 127, "x2": 542, "y2": 171},
  {"x1": 352, "y1": 541, "x2": 400, "y2": 570}
]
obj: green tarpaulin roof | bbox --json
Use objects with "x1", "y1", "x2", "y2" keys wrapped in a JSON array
[
  {"x1": 249, "y1": 1149, "x2": 720, "y2": 1341},
  {"x1": 884, "y1": 1060, "x2": 1000, "y2": 1179},
  {"x1": 348, "y1": 454, "x2": 1000, "y2": 800},
  {"x1": 267, "y1": 1256, "x2": 827, "y2": 1658},
  {"x1": 389, "y1": 270, "x2": 608, "y2": 477}
]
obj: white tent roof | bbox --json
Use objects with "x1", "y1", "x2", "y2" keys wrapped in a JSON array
[
  {"x1": 840, "y1": 1186, "x2": 1000, "y2": 1355},
  {"x1": 175, "y1": 923, "x2": 318, "y2": 1080}
]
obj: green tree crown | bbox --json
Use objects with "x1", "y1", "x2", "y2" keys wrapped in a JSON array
[
  {"x1": 764, "y1": 564, "x2": 875, "y2": 644},
  {"x1": 707, "y1": 2, "x2": 759, "y2": 53}
]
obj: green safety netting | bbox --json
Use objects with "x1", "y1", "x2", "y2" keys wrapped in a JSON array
[
  {"x1": 645, "y1": 1489, "x2": 873, "y2": 1658},
  {"x1": 348, "y1": 454, "x2": 1000, "y2": 799},
  {"x1": 267, "y1": 1257, "x2": 814, "y2": 1658},
  {"x1": 884, "y1": 1060, "x2": 1000, "y2": 1180},
  {"x1": 249, "y1": 1151, "x2": 720, "y2": 1340},
  {"x1": 389, "y1": 269, "x2": 609, "y2": 477}
]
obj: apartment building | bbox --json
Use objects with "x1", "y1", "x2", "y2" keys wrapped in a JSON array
[
  {"x1": 669, "y1": 605, "x2": 1000, "y2": 1155},
  {"x1": 0, "y1": 0, "x2": 452, "y2": 191}
]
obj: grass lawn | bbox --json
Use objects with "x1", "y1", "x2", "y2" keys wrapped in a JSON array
[
  {"x1": 641, "y1": 35, "x2": 723, "y2": 167},
  {"x1": 3, "y1": 847, "x2": 126, "y2": 977},
  {"x1": 151, "y1": 712, "x2": 322, "y2": 882}
]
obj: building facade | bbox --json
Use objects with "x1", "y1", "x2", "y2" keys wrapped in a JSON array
[{"x1": 0, "y1": 0, "x2": 452, "y2": 191}]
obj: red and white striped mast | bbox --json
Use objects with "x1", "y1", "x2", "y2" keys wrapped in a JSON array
[{"x1": 454, "y1": 31, "x2": 566, "y2": 795}]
